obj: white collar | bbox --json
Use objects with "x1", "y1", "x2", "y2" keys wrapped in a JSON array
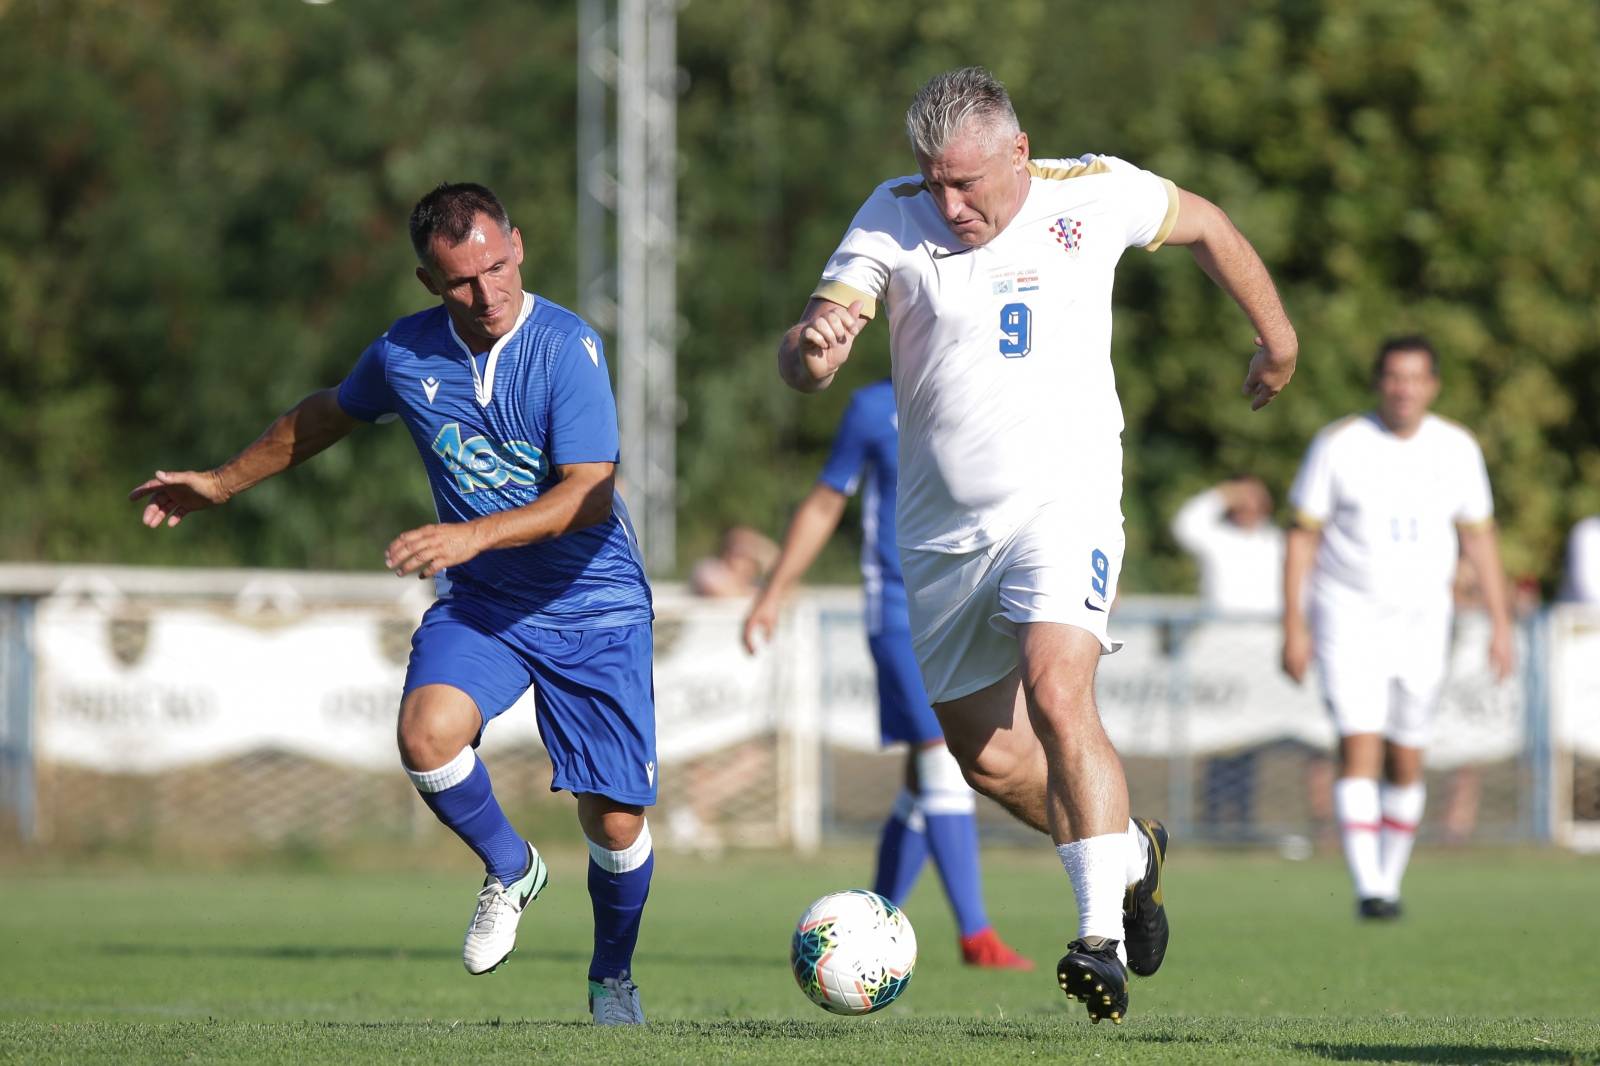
[{"x1": 446, "y1": 291, "x2": 535, "y2": 407}]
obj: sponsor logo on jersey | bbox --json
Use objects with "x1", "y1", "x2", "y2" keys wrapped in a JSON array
[
  {"x1": 431, "y1": 422, "x2": 549, "y2": 494},
  {"x1": 422, "y1": 376, "x2": 441, "y2": 403},
  {"x1": 989, "y1": 265, "x2": 1041, "y2": 296},
  {"x1": 1049, "y1": 216, "x2": 1083, "y2": 256}
]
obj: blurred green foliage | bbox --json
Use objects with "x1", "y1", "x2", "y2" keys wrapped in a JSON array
[{"x1": 1, "y1": 0, "x2": 1595, "y2": 592}]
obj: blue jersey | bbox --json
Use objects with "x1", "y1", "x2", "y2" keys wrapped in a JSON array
[
  {"x1": 818, "y1": 379, "x2": 905, "y2": 633},
  {"x1": 337, "y1": 293, "x2": 652, "y2": 629}
]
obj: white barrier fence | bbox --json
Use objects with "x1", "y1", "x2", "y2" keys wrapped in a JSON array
[{"x1": 1, "y1": 564, "x2": 1596, "y2": 850}]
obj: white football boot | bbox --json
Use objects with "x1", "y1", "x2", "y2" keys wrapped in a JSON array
[
  {"x1": 588, "y1": 973, "x2": 646, "y2": 1025},
  {"x1": 462, "y1": 843, "x2": 548, "y2": 975}
]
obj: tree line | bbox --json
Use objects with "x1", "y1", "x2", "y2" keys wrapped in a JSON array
[{"x1": 2, "y1": 0, "x2": 1595, "y2": 594}]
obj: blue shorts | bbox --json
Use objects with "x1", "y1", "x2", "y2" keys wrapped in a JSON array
[
  {"x1": 868, "y1": 628, "x2": 944, "y2": 746},
  {"x1": 404, "y1": 597, "x2": 657, "y2": 806}
]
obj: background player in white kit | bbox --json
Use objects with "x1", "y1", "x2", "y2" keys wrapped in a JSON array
[
  {"x1": 1282, "y1": 335, "x2": 1514, "y2": 920},
  {"x1": 777, "y1": 66, "x2": 1299, "y2": 1022}
]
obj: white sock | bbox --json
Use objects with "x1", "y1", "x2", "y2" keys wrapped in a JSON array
[
  {"x1": 1057, "y1": 833, "x2": 1130, "y2": 961},
  {"x1": 1379, "y1": 782, "x2": 1425, "y2": 901},
  {"x1": 1123, "y1": 818, "x2": 1150, "y2": 886},
  {"x1": 588, "y1": 819, "x2": 654, "y2": 873},
  {"x1": 405, "y1": 745, "x2": 475, "y2": 792},
  {"x1": 1335, "y1": 777, "x2": 1384, "y2": 900}
]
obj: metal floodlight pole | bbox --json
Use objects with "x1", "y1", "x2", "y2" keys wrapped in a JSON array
[{"x1": 579, "y1": 0, "x2": 677, "y2": 578}]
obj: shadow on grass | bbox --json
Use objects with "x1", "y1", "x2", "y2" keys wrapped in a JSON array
[
  {"x1": 1293, "y1": 1042, "x2": 1580, "y2": 1064},
  {"x1": 96, "y1": 943, "x2": 773, "y2": 969}
]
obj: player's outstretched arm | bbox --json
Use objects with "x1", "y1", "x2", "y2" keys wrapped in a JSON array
[
  {"x1": 778, "y1": 298, "x2": 868, "y2": 394},
  {"x1": 129, "y1": 388, "x2": 359, "y2": 529},
  {"x1": 1281, "y1": 523, "x2": 1320, "y2": 683},
  {"x1": 742, "y1": 484, "x2": 849, "y2": 654},
  {"x1": 385, "y1": 460, "x2": 616, "y2": 579},
  {"x1": 1163, "y1": 189, "x2": 1299, "y2": 411}
]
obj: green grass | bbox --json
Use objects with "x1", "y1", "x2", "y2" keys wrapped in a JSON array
[{"x1": 2, "y1": 846, "x2": 1597, "y2": 1063}]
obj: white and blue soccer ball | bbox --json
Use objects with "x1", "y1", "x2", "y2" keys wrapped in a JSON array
[{"x1": 790, "y1": 889, "x2": 917, "y2": 1015}]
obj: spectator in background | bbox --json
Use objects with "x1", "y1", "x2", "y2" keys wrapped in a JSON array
[
  {"x1": 1561, "y1": 515, "x2": 1600, "y2": 604},
  {"x1": 1171, "y1": 476, "x2": 1284, "y2": 617},
  {"x1": 1171, "y1": 478, "x2": 1289, "y2": 837},
  {"x1": 688, "y1": 525, "x2": 779, "y2": 598}
]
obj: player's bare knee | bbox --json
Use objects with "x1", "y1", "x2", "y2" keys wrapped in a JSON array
[
  {"x1": 959, "y1": 744, "x2": 1027, "y2": 801},
  {"x1": 396, "y1": 688, "x2": 479, "y2": 771},
  {"x1": 578, "y1": 796, "x2": 646, "y2": 851}
]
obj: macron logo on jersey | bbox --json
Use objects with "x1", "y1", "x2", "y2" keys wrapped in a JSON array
[
  {"x1": 422, "y1": 376, "x2": 441, "y2": 404},
  {"x1": 580, "y1": 335, "x2": 599, "y2": 367}
]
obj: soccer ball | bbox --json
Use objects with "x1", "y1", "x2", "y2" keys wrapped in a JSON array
[{"x1": 790, "y1": 889, "x2": 917, "y2": 1015}]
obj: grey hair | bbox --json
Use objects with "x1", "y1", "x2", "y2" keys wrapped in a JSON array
[{"x1": 905, "y1": 66, "x2": 1020, "y2": 160}]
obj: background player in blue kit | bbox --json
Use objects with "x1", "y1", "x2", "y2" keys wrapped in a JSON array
[
  {"x1": 129, "y1": 183, "x2": 655, "y2": 1025},
  {"x1": 743, "y1": 378, "x2": 1032, "y2": 970}
]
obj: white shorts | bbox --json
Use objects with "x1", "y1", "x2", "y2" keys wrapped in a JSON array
[
  {"x1": 902, "y1": 501, "x2": 1125, "y2": 704},
  {"x1": 1311, "y1": 595, "x2": 1451, "y2": 748}
]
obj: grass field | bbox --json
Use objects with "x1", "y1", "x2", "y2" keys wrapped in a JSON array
[{"x1": 2, "y1": 845, "x2": 1597, "y2": 1064}]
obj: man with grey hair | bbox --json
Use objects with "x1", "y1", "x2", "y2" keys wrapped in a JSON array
[{"x1": 778, "y1": 67, "x2": 1298, "y2": 1022}]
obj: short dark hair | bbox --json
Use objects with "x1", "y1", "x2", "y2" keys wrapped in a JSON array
[
  {"x1": 409, "y1": 183, "x2": 512, "y2": 264},
  {"x1": 1372, "y1": 334, "x2": 1439, "y2": 382}
]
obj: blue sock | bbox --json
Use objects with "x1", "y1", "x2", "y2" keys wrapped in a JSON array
[
  {"x1": 924, "y1": 810, "x2": 988, "y2": 938},
  {"x1": 407, "y1": 747, "x2": 527, "y2": 885},
  {"x1": 872, "y1": 791, "x2": 927, "y2": 904},
  {"x1": 588, "y1": 823, "x2": 654, "y2": 981}
]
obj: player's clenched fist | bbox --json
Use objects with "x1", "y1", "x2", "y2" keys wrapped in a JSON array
[
  {"x1": 801, "y1": 300, "x2": 866, "y2": 375},
  {"x1": 780, "y1": 298, "x2": 868, "y2": 392}
]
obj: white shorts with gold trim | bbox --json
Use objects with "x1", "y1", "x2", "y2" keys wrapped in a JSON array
[{"x1": 903, "y1": 501, "x2": 1125, "y2": 705}]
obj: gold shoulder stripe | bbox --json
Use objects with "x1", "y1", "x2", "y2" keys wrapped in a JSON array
[
  {"x1": 1327, "y1": 414, "x2": 1364, "y2": 438},
  {"x1": 811, "y1": 280, "x2": 878, "y2": 320},
  {"x1": 1026, "y1": 158, "x2": 1112, "y2": 181},
  {"x1": 890, "y1": 180, "x2": 926, "y2": 199},
  {"x1": 1456, "y1": 517, "x2": 1495, "y2": 532},
  {"x1": 1292, "y1": 510, "x2": 1324, "y2": 531},
  {"x1": 1143, "y1": 178, "x2": 1181, "y2": 252}
]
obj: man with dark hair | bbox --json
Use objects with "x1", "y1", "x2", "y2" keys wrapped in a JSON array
[
  {"x1": 779, "y1": 65, "x2": 1299, "y2": 1022},
  {"x1": 1283, "y1": 333, "x2": 1514, "y2": 921},
  {"x1": 130, "y1": 181, "x2": 656, "y2": 1025}
]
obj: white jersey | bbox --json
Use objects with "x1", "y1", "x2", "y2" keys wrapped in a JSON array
[
  {"x1": 1562, "y1": 515, "x2": 1600, "y2": 604},
  {"x1": 1290, "y1": 412, "x2": 1493, "y2": 614},
  {"x1": 1170, "y1": 488, "x2": 1285, "y2": 615},
  {"x1": 813, "y1": 155, "x2": 1179, "y2": 554}
]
